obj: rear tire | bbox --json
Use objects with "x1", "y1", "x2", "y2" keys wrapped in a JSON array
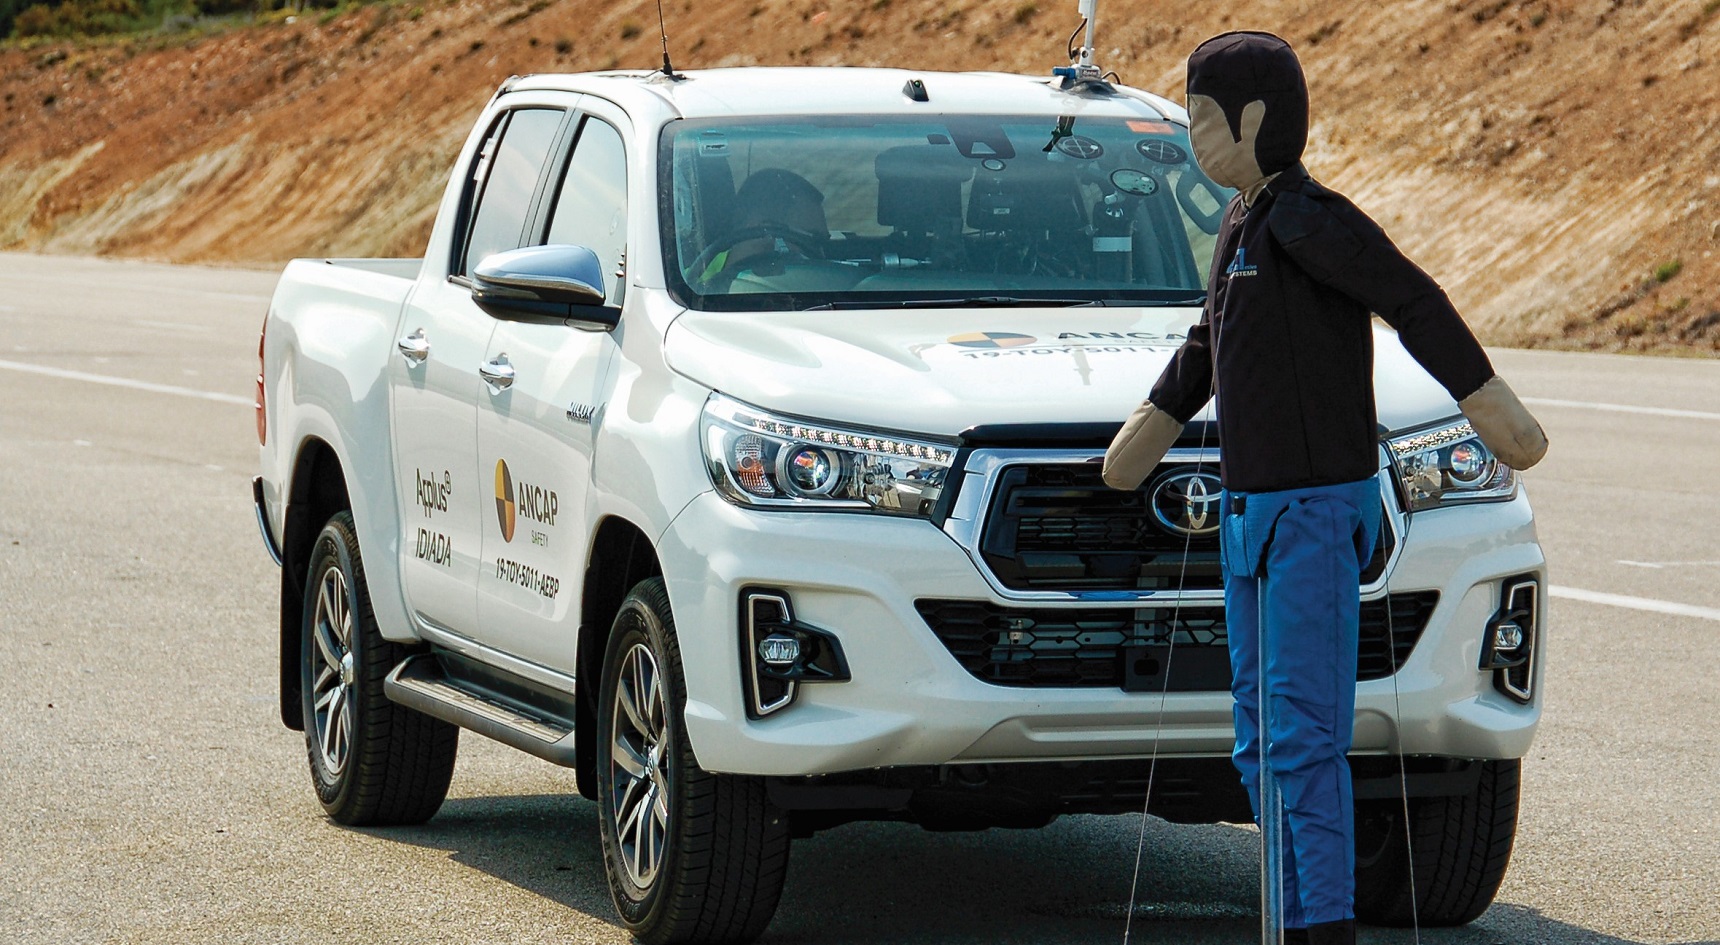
[
  {"x1": 300, "y1": 512, "x2": 458, "y2": 826},
  {"x1": 596, "y1": 577, "x2": 791, "y2": 945},
  {"x1": 1354, "y1": 759, "x2": 1521, "y2": 926}
]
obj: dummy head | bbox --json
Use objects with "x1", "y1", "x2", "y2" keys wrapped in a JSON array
[{"x1": 1185, "y1": 32, "x2": 1309, "y2": 194}]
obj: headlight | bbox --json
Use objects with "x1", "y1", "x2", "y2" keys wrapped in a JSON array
[
  {"x1": 1387, "y1": 419, "x2": 1517, "y2": 512},
  {"x1": 701, "y1": 394, "x2": 956, "y2": 517}
]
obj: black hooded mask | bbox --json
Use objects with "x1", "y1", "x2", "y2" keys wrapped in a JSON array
[{"x1": 1185, "y1": 32, "x2": 1309, "y2": 193}]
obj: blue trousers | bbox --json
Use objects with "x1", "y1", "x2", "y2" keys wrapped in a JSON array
[{"x1": 1221, "y1": 480, "x2": 1381, "y2": 928}]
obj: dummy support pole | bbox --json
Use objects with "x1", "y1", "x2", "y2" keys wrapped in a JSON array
[
  {"x1": 1077, "y1": 0, "x2": 1098, "y2": 67},
  {"x1": 1259, "y1": 575, "x2": 1286, "y2": 945}
]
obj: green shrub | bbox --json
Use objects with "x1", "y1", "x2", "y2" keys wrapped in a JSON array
[{"x1": 13, "y1": 0, "x2": 144, "y2": 37}]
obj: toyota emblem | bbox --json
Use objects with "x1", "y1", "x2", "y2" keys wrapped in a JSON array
[{"x1": 1149, "y1": 469, "x2": 1223, "y2": 538}]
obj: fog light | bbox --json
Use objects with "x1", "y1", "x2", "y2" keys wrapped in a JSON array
[
  {"x1": 741, "y1": 589, "x2": 852, "y2": 719},
  {"x1": 1480, "y1": 577, "x2": 1538, "y2": 704},
  {"x1": 758, "y1": 633, "x2": 802, "y2": 666}
]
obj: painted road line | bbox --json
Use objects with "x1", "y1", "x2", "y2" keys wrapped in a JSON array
[
  {"x1": 0, "y1": 358, "x2": 250, "y2": 406},
  {"x1": 1522, "y1": 397, "x2": 1720, "y2": 422},
  {"x1": 134, "y1": 318, "x2": 213, "y2": 333},
  {"x1": 1550, "y1": 585, "x2": 1720, "y2": 623}
]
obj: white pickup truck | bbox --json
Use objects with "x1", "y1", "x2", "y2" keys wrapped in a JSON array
[{"x1": 255, "y1": 66, "x2": 1545, "y2": 943}]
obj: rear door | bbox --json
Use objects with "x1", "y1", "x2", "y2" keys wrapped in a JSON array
[
  {"x1": 390, "y1": 103, "x2": 572, "y2": 637},
  {"x1": 474, "y1": 100, "x2": 631, "y2": 673}
]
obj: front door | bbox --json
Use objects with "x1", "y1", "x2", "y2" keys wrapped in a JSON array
[
  {"x1": 390, "y1": 103, "x2": 571, "y2": 637},
  {"x1": 475, "y1": 105, "x2": 630, "y2": 673}
]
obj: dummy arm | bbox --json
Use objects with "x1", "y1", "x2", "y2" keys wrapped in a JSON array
[
  {"x1": 1103, "y1": 311, "x2": 1211, "y2": 490},
  {"x1": 1267, "y1": 191, "x2": 1547, "y2": 469}
]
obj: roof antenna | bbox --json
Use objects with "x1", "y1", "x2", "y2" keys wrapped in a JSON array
[{"x1": 655, "y1": 0, "x2": 678, "y2": 79}]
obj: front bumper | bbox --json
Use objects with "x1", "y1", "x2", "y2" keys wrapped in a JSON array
[{"x1": 659, "y1": 488, "x2": 1545, "y2": 777}]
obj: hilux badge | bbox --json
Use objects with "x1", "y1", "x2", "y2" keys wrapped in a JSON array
[{"x1": 1149, "y1": 469, "x2": 1223, "y2": 538}]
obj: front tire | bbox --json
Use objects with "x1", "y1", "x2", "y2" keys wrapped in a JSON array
[
  {"x1": 1354, "y1": 759, "x2": 1521, "y2": 926},
  {"x1": 596, "y1": 578, "x2": 791, "y2": 945},
  {"x1": 300, "y1": 512, "x2": 458, "y2": 825}
]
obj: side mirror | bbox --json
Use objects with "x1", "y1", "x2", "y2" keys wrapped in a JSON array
[{"x1": 470, "y1": 244, "x2": 620, "y2": 330}]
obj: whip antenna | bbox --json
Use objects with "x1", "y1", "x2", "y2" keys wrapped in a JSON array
[{"x1": 655, "y1": 0, "x2": 676, "y2": 78}]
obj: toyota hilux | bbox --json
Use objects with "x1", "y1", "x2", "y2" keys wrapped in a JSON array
[{"x1": 254, "y1": 65, "x2": 1545, "y2": 944}]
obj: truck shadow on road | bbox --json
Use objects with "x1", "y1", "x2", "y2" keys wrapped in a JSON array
[
  {"x1": 377, "y1": 792, "x2": 623, "y2": 930},
  {"x1": 381, "y1": 794, "x2": 1701, "y2": 945}
]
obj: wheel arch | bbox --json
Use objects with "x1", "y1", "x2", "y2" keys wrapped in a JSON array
[
  {"x1": 575, "y1": 514, "x2": 664, "y2": 798},
  {"x1": 279, "y1": 436, "x2": 352, "y2": 731}
]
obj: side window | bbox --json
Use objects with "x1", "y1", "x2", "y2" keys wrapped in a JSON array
[
  {"x1": 462, "y1": 108, "x2": 565, "y2": 276},
  {"x1": 545, "y1": 117, "x2": 628, "y2": 303}
]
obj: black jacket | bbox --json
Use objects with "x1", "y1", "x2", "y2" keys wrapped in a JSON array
[{"x1": 1147, "y1": 165, "x2": 1495, "y2": 493}]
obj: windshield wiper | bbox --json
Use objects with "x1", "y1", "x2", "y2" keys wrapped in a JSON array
[
  {"x1": 802, "y1": 297, "x2": 1102, "y2": 311},
  {"x1": 1094, "y1": 296, "x2": 1207, "y2": 307}
]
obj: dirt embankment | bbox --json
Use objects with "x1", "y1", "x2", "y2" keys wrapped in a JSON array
[{"x1": 2, "y1": 0, "x2": 1718, "y2": 352}]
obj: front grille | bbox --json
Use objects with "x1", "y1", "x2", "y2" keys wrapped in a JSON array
[
  {"x1": 916, "y1": 592, "x2": 1439, "y2": 690},
  {"x1": 976, "y1": 461, "x2": 1393, "y2": 593}
]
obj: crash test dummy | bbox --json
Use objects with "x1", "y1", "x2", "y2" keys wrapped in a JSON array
[{"x1": 1102, "y1": 31, "x2": 1549, "y2": 945}]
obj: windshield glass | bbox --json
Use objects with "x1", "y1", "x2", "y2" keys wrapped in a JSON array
[{"x1": 660, "y1": 115, "x2": 1233, "y2": 312}]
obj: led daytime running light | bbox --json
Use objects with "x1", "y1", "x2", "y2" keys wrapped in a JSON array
[
  {"x1": 735, "y1": 414, "x2": 955, "y2": 464},
  {"x1": 1389, "y1": 421, "x2": 1477, "y2": 457}
]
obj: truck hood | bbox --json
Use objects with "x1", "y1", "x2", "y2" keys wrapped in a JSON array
[{"x1": 662, "y1": 307, "x2": 1461, "y2": 439}]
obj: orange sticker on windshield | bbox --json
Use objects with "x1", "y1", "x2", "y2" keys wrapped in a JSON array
[{"x1": 1127, "y1": 120, "x2": 1175, "y2": 134}]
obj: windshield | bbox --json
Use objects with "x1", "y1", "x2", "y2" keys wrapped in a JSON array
[{"x1": 659, "y1": 115, "x2": 1233, "y2": 312}]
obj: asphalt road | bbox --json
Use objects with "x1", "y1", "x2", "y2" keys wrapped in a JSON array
[{"x1": 1, "y1": 252, "x2": 1715, "y2": 945}]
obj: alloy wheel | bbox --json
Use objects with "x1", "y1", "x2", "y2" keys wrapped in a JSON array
[
  {"x1": 309, "y1": 566, "x2": 356, "y2": 777},
  {"x1": 609, "y1": 641, "x2": 670, "y2": 890}
]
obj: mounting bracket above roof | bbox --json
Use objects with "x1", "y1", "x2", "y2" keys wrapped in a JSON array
[{"x1": 1052, "y1": 0, "x2": 1112, "y2": 93}]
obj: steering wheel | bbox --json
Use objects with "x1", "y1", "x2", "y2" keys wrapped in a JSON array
[{"x1": 690, "y1": 223, "x2": 827, "y2": 287}]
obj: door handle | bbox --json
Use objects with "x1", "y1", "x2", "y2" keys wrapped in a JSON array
[
  {"x1": 479, "y1": 354, "x2": 516, "y2": 394},
  {"x1": 396, "y1": 328, "x2": 430, "y2": 367}
]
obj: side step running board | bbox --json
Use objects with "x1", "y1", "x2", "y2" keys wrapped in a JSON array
[{"x1": 385, "y1": 653, "x2": 578, "y2": 767}]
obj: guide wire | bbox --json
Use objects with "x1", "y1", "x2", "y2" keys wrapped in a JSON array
[
  {"x1": 1382, "y1": 504, "x2": 1423, "y2": 944},
  {"x1": 1122, "y1": 412, "x2": 1212, "y2": 945},
  {"x1": 1067, "y1": 18, "x2": 1088, "y2": 63}
]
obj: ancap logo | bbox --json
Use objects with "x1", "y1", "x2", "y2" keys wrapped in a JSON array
[
  {"x1": 947, "y1": 332, "x2": 1038, "y2": 349},
  {"x1": 494, "y1": 459, "x2": 516, "y2": 543},
  {"x1": 1149, "y1": 469, "x2": 1224, "y2": 538},
  {"x1": 1225, "y1": 247, "x2": 1259, "y2": 278}
]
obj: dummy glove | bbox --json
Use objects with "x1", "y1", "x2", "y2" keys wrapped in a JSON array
[
  {"x1": 1458, "y1": 375, "x2": 1549, "y2": 470},
  {"x1": 1103, "y1": 401, "x2": 1183, "y2": 490}
]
